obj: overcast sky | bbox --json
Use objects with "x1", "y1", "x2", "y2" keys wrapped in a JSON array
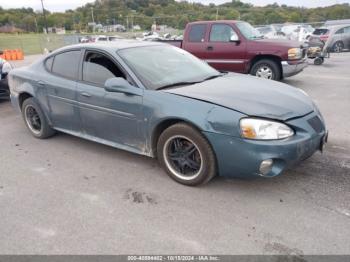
[{"x1": 0, "y1": 0, "x2": 349, "y2": 12}]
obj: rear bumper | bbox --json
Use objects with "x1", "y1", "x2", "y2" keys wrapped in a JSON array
[
  {"x1": 282, "y1": 59, "x2": 308, "y2": 78},
  {"x1": 204, "y1": 111, "x2": 327, "y2": 179}
]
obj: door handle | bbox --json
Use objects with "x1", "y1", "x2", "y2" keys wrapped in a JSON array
[
  {"x1": 80, "y1": 92, "x2": 91, "y2": 98},
  {"x1": 207, "y1": 46, "x2": 214, "y2": 51}
]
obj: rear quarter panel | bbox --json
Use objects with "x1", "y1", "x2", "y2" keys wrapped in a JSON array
[{"x1": 9, "y1": 62, "x2": 50, "y2": 116}]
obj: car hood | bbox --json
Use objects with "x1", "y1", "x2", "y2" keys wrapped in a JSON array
[
  {"x1": 253, "y1": 38, "x2": 305, "y2": 48},
  {"x1": 164, "y1": 73, "x2": 314, "y2": 121}
]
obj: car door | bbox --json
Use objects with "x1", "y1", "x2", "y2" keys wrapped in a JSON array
[
  {"x1": 76, "y1": 49, "x2": 143, "y2": 149},
  {"x1": 44, "y1": 49, "x2": 82, "y2": 133},
  {"x1": 343, "y1": 26, "x2": 350, "y2": 49},
  {"x1": 182, "y1": 23, "x2": 209, "y2": 60},
  {"x1": 204, "y1": 23, "x2": 247, "y2": 73}
]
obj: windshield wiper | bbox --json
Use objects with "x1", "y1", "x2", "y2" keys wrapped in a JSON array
[
  {"x1": 201, "y1": 73, "x2": 223, "y2": 81},
  {"x1": 157, "y1": 81, "x2": 201, "y2": 90},
  {"x1": 156, "y1": 74, "x2": 223, "y2": 91}
]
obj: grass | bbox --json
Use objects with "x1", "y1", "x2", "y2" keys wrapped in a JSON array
[
  {"x1": 0, "y1": 30, "x2": 183, "y2": 56},
  {"x1": 0, "y1": 34, "x2": 66, "y2": 55}
]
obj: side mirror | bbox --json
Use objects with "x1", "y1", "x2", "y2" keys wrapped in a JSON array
[
  {"x1": 230, "y1": 34, "x2": 240, "y2": 43},
  {"x1": 104, "y1": 77, "x2": 142, "y2": 96}
]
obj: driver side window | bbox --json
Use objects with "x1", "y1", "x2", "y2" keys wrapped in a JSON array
[
  {"x1": 210, "y1": 24, "x2": 238, "y2": 42},
  {"x1": 82, "y1": 51, "x2": 126, "y2": 86}
]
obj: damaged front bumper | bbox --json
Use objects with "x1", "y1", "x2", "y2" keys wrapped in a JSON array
[
  {"x1": 204, "y1": 111, "x2": 327, "y2": 179},
  {"x1": 282, "y1": 58, "x2": 308, "y2": 78}
]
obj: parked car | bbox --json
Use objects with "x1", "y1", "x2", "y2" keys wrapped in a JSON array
[
  {"x1": 324, "y1": 19, "x2": 350, "y2": 26},
  {"x1": 8, "y1": 41, "x2": 327, "y2": 186},
  {"x1": 162, "y1": 20, "x2": 308, "y2": 81},
  {"x1": 255, "y1": 25, "x2": 285, "y2": 39},
  {"x1": 0, "y1": 52, "x2": 12, "y2": 99},
  {"x1": 92, "y1": 35, "x2": 108, "y2": 42},
  {"x1": 108, "y1": 35, "x2": 123, "y2": 41},
  {"x1": 310, "y1": 24, "x2": 350, "y2": 52},
  {"x1": 79, "y1": 36, "x2": 91, "y2": 43},
  {"x1": 290, "y1": 26, "x2": 314, "y2": 42},
  {"x1": 281, "y1": 24, "x2": 314, "y2": 42}
]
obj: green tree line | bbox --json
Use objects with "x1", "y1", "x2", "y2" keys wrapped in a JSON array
[{"x1": 0, "y1": 0, "x2": 350, "y2": 32}]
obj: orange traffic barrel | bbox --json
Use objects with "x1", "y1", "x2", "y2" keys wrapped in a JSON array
[
  {"x1": 4, "y1": 50, "x2": 11, "y2": 60},
  {"x1": 16, "y1": 49, "x2": 24, "y2": 60},
  {"x1": 10, "y1": 50, "x2": 17, "y2": 60}
]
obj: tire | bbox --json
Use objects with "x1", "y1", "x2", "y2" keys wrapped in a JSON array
[
  {"x1": 250, "y1": 59, "x2": 281, "y2": 81},
  {"x1": 21, "y1": 97, "x2": 55, "y2": 139},
  {"x1": 332, "y1": 41, "x2": 344, "y2": 53},
  {"x1": 314, "y1": 57, "x2": 324, "y2": 65},
  {"x1": 157, "y1": 123, "x2": 217, "y2": 186}
]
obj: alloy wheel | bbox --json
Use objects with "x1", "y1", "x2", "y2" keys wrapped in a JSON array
[
  {"x1": 163, "y1": 135, "x2": 203, "y2": 181},
  {"x1": 24, "y1": 105, "x2": 42, "y2": 135}
]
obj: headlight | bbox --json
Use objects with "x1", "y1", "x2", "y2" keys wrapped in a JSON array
[
  {"x1": 288, "y1": 48, "x2": 302, "y2": 60},
  {"x1": 240, "y1": 118, "x2": 294, "y2": 140}
]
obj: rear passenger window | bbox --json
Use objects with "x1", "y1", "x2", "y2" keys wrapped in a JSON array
[
  {"x1": 189, "y1": 24, "x2": 206, "y2": 42},
  {"x1": 45, "y1": 56, "x2": 54, "y2": 71},
  {"x1": 52, "y1": 50, "x2": 81, "y2": 79},
  {"x1": 82, "y1": 51, "x2": 126, "y2": 86}
]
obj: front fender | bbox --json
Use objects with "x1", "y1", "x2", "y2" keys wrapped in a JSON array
[{"x1": 205, "y1": 106, "x2": 244, "y2": 137}]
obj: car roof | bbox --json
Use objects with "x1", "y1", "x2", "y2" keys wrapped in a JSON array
[
  {"x1": 324, "y1": 24, "x2": 350, "y2": 29},
  {"x1": 53, "y1": 40, "x2": 165, "y2": 53}
]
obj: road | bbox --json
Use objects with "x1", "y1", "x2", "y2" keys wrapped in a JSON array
[{"x1": 0, "y1": 53, "x2": 349, "y2": 255}]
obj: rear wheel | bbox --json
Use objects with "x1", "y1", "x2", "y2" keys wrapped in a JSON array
[
  {"x1": 250, "y1": 59, "x2": 281, "y2": 81},
  {"x1": 332, "y1": 41, "x2": 344, "y2": 53},
  {"x1": 22, "y1": 98, "x2": 55, "y2": 139},
  {"x1": 157, "y1": 123, "x2": 216, "y2": 186}
]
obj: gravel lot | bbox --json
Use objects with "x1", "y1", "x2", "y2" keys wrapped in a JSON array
[{"x1": 0, "y1": 53, "x2": 349, "y2": 255}]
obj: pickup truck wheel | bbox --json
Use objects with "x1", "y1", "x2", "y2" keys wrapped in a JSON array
[
  {"x1": 22, "y1": 98, "x2": 55, "y2": 139},
  {"x1": 250, "y1": 59, "x2": 281, "y2": 81},
  {"x1": 157, "y1": 123, "x2": 217, "y2": 186}
]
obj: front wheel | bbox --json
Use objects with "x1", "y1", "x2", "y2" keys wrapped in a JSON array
[
  {"x1": 157, "y1": 123, "x2": 217, "y2": 186},
  {"x1": 250, "y1": 59, "x2": 281, "y2": 81}
]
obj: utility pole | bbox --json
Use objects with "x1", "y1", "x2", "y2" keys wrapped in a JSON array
[
  {"x1": 216, "y1": 8, "x2": 219, "y2": 20},
  {"x1": 91, "y1": 7, "x2": 95, "y2": 32},
  {"x1": 34, "y1": 15, "x2": 39, "y2": 33},
  {"x1": 40, "y1": 0, "x2": 49, "y2": 34}
]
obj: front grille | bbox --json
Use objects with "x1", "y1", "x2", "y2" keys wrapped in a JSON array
[{"x1": 308, "y1": 116, "x2": 324, "y2": 133}]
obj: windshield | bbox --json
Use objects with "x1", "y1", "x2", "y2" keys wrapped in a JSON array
[
  {"x1": 313, "y1": 28, "x2": 329, "y2": 35},
  {"x1": 236, "y1": 22, "x2": 263, "y2": 39},
  {"x1": 118, "y1": 45, "x2": 220, "y2": 90}
]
